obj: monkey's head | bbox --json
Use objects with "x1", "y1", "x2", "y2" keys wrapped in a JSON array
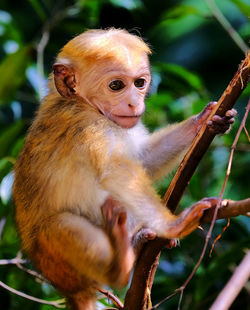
[{"x1": 52, "y1": 28, "x2": 152, "y2": 129}]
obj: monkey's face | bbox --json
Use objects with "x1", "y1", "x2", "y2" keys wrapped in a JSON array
[{"x1": 81, "y1": 52, "x2": 151, "y2": 129}]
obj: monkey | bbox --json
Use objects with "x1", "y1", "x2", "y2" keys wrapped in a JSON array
[{"x1": 13, "y1": 28, "x2": 236, "y2": 310}]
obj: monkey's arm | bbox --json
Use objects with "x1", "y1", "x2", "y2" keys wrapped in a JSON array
[
  {"x1": 141, "y1": 102, "x2": 236, "y2": 181},
  {"x1": 142, "y1": 117, "x2": 196, "y2": 181},
  {"x1": 91, "y1": 144, "x2": 211, "y2": 239}
]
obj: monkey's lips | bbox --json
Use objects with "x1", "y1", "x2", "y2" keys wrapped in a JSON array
[{"x1": 111, "y1": 114, "x2": 142, "y2": 128}]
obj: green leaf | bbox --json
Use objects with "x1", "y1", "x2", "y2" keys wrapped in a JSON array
[
  {"x1": 163, "y1": 5, "x2": 200, "y2": 19},
  {"x1": 157, "y1": 63, "x2": 203, "y2": 90},
  {"x1": 0, "y1": 157, "x2": 13, "y2": 184},
  {"x1": 0, "y1": 46, "x2": 31, "y2": 104},
  {"x1": 0, "y1": 158, "x2": 10, "y2": 170},
  {"x1": 229, "y1": 0, "x2": 250, "y2": 16},
  {"x1": 10, "y1": 137, "x2": 25, "y2": 158},
  {"x1": 150, "y1": 14, "x2": 205, "y2": 43},
  {"x1": 27, "y1": 0, "x2": 47, "y2": 21}
]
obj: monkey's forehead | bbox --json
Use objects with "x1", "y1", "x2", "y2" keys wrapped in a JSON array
[{"x1": 57, "y1": 28, "x2": 151, "y2": 65}]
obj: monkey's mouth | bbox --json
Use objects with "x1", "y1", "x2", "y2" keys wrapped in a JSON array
[
  {"x1": 111, "y1": 114, "x2": 142, "y2": 128},
  {"x1": 114, "y1": 114, "x2": 142, "y2": 119}
]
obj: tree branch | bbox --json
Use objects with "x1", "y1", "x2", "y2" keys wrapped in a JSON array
[
  {"x1": 124, "y1": 53, "x2": 250, "y2": 310},
  {"x1": 202, "y1": 198, "x2": 250, "y2": 223},
  {"x1": 209, "y1": 250, "x2": 250, "y2": 310}
]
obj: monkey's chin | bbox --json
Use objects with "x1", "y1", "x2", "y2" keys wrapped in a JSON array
[{"x1": 111, "y1": 115, "x2": 141, "y2": 129}]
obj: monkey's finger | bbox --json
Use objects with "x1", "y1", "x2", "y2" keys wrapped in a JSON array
[
  {"x1": 208, "y1": 123, "x2": 231, "y2": 134},
  {"x1": 166, "y1": 239, "x2": 179, "y2": 249},
  {"x1": 225, "y1": 108, "x2": 237, "y2": 118},
  {"x1": 201, "y1": 197, "x2": 219, "y2": 207},
  {"x1": 210, "y1": 115, "x2": 234, "y2": 124},
  {"x1": 197, "y1": 101, "x2": 217, "y2": 121},
  {"x1": 207, "y1": 114, "x2": 235, "y2": 134}
]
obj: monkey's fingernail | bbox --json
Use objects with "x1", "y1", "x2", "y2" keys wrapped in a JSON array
[
  {"x1": 225, "y1": 109, "x2": 237, "y2": 117},
  {"x1": 212, "y1": 115, "x2": 221, "y2": 121},
  {"x1": 198, "y1": 225, "x2": 204, "y2": 231}
]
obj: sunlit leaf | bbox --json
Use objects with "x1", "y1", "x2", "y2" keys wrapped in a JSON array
[{"x1": 162, "y1": 5, "x2": 200, "y2": 19}]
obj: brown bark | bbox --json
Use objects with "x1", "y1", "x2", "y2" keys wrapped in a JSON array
[
  {"x1": 123, "y1": 52, "x2": 250, "y2": 310},
  {"x1": 201, "y1": 198, "x2": 250, "y2": 223},
  {"x1": 123, "y1": 243, "x2": 164, "y2": 310}
]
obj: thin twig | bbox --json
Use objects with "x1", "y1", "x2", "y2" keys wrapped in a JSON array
[
  {"x1": 0, "y1": 217, "x2": 6, "y2": 239},
  {"x1": 0, "y1": 280, "x2": 65, "y2": 308},
  {"x1": 209, "y1": 218, "x2": 230, "y2": 257},
  {"x1": 0, "y1": 251, "x2": 46, "y2": 282},
  {"x1": 98, "y1": 288, "x2": 123, "y2": 309},
  {"x1": 16, "y1": 262, "x2": 46, "y2": 282},
  {"x1": 0, "y1": 258, "x2": 27, "y2": 265},
  {"x1": 243, "y1": 126, "x2": 250, "y2": 142},
  {"x1": 15, "y1": 251, "x2": 47, "y2": 282},
  {"x1": 37, "y1": 30, "x2": 50, "y2": 100},
  {"x1": 36, "y1": 1, "x2": 70, "y2": 100},
  {"x1": 205, "y1": 0, "x2": 249, "y2": 53},
  {"x1": 150, "y1": 291, "x2": 179, "y2": 309}
]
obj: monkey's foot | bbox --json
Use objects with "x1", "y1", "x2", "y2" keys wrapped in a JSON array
[
  {"x1": 101, "y1": 197, "x2": 129, "y2": 244},
  {"x1": 101, "y1": 197, "x2": 135, "y2": 287},
  {"x1": 132, "y1": 228, "x2": 157, "y2": 257},
  {"x1": 166, "y1": 197, "x2": 218, "y2": 239}
]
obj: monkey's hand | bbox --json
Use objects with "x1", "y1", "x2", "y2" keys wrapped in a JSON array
[
  {"x1": 196, "y1": 101, "x2": 237, "y2": 134},
  {"x1": 165, "y1": 197, "x2": 218, "y2": 238},
  {"x1": 101, "y1": 197, "x2": 135, "y2": 287}
]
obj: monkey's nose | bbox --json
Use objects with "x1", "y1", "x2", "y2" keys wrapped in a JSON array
[{"x1": 128, "y1": 102, "x2": 137, "y2": 108}]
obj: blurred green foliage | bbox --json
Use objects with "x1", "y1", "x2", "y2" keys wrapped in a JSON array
[{"x1": 0, "y1": 0, "x2": 249, "y2": 309}]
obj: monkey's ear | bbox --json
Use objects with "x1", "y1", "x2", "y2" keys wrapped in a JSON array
[{"x1": 52, "y1": 63, "x2": 78, "y2": 98}]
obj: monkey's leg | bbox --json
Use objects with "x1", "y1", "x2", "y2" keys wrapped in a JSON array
[{"x1": 31, "y1": 211, "x2": 133, "y2": 309}]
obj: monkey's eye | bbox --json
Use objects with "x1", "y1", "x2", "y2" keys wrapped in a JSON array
[
  {"x1": 109, "y1": 80, "x2": 125, "y2": 91},
  {"x1": 134, "y1": 78, "x2": 146, "y2": 88}
]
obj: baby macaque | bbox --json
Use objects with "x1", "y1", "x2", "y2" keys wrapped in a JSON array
[{"x1": 13, "y1": 28, "x2": 236, "y2": 310}]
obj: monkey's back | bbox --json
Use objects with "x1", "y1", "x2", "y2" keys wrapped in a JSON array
[{"x1": 13, "y1": 95, "x2": 112, "y2": 253}]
